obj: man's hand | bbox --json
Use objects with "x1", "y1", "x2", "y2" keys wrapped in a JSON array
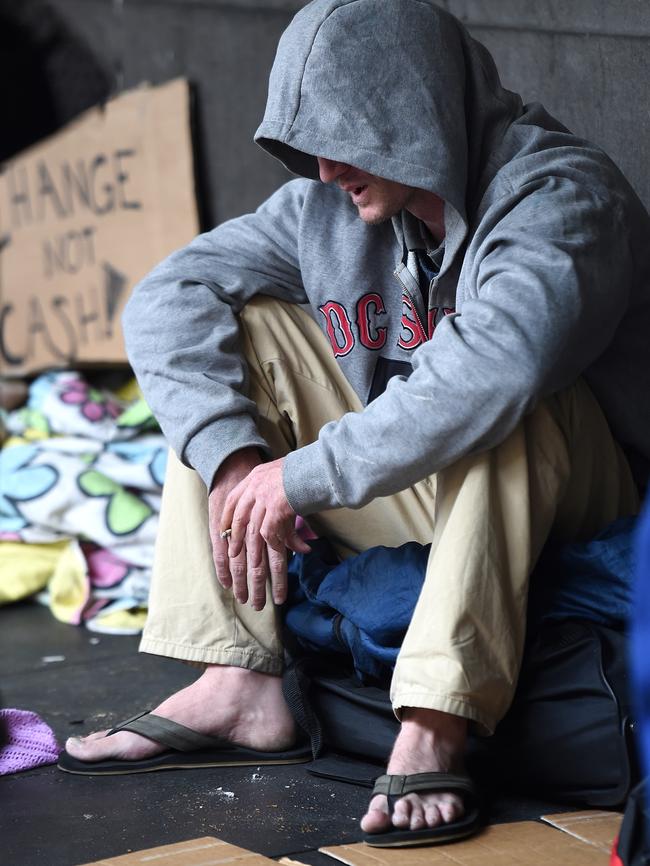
[
  {"x1": 208, "y1": 447, "x2": 262, "y2": 603},
  {"x1": 220, "y1": 457, "x2": 311, "y2": 610}
]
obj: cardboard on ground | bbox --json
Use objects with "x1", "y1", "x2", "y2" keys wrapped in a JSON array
[
  {"x1": 541, "y1": 810, "x2": 623, "y2": 854},
  {"x1": 0, "y1": 77, "x2": 199, "y2": 376},
  {"x1": 319, "y1": 811, "x2": 623, "y2": 866},
  {"x1": 79, "y1": 836, "x2": 283, "y2": 866},
  {"x1": 76, "y1": 813, "x2": 623, "y2": 866}
]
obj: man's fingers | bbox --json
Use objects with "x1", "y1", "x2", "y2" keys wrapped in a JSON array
[
  {"x1": 218, "y1": 488, "x2": 237, "y2": 540},
  {"x1": 227, "y1": 494, "x2": 254, "y2": 558},
  {"x1": 247, "y1": 560, "x2": 269, "y2": 610},
  {"x1": 215, "y1": 457, "x2": 300, "y2": 610},
  {"x1": 246, "y1": 505, "x2": 269, "y2": 610},
  {"x1": 286, "y1": 529, "x2": 312, "y2": 555},
  {"x1": 212, "y1": 536, "x2": 233, "y2": 590},
  {"x1": 259, "y1": 516, "x2": 306, "y2": 607},
  {"x1": 208, "y1": 491, "x2": 233, "y2": 590},
  {"x1": 229, "y1": 546, "x2": 249, "y2": 605},
  {"x1": 260, "y1": 514, "x2": 310, "y2": 555},
  {"x1": 267, "y1": 545, "x2": 288, "y2": 605},
  {"x1": 220, "y1": 481, "x2": 246, "y2": 548}
]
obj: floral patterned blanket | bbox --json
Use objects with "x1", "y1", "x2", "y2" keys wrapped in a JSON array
[{"x1": 0, "y1": 371, "x2": 167, "y2": 633}]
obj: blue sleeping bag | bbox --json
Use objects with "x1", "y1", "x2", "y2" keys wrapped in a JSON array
[{"x1": 285, "y1": 516, "x2": 638, "y2": 682}]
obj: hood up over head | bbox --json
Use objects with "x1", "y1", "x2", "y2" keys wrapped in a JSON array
[{"x1": 255, "y1": 0, "x2": 523, "y2": 229}]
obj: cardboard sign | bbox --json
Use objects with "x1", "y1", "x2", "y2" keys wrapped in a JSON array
[
  {"x1": 0, "y1": 78, "x2": 199, "y2": 376},
  {"x1": 79, "y1": 837, "x2": 280, "y2": 866}
]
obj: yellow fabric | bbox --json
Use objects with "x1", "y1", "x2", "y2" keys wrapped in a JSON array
[
  {"x1": 48, "y1": 540, "x2": 90, "y2": 624},
  {"x1": 18, "y1": 430, "x2": 51, "y2": 443},
  {"x1": 90, "y1": 607, "x2": 148, "y2": 634},
  {"x1": 114, "y1": 378, "x2": 142, "y2": 403},
  {"x1": 3, "y1": 434, "x2": 46, "y2": 449},
  {"x1": 0, "y1": 540, "x2": 72, "y2": 605},
  {"x1": 0, "y1": 537, "x2": 148, "y2": 628}
]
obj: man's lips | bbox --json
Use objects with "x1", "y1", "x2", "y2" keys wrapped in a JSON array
[{"x1": 340, "y1": 183, "x2": 369, "y2": 203}]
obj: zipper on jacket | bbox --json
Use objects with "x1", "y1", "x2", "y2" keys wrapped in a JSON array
[{"x1": 393, "y1": 267, "x2": 430, "y2": 341}]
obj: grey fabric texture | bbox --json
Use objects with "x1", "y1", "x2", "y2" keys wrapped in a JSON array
[{"x1": 123, "y1": 0, "x2": 650, "y2": 514}]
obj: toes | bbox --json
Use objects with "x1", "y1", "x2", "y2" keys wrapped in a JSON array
[
  {"x1": 394, "y1": 794, "x2": 436, "y2": 830},
  {"x1": 361, "y1": 792, "x2": 466, "y2": 836},
  {"x1": 408, "y1": 800, "x2": 426, "y2": 831},
  {"x1": 424, "y1": 803, "x2": 443, "y2": 827},
  {"x1": 390, "y1": 793, "x2": 465, "y2": 831},
  {"x1": 64, "y1": 736, "x2": 79, "y2": 755},
  {"x1": 85, "y1": 730, "x2": 111, "y2": 742},
  {"x1": 360, "y1": 795, "x2": 391, "y2": 834},
  {"x1": 64, "y1": 730, "x2": 110, "y2": 758},
  {"x1": 438, "y1": 794, "x2": 464, "y2": 825},
  {"x1": 65, "y1": 731, "x2": 107, "y2": 761},
  {"x1": 391, "y1": 795, "x2": 412, "y2": 829},
  {"x1": 67, "y1": 730, "x2": 108, "y2": 744}
]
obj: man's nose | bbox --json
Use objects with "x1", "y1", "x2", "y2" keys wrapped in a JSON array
[{"x1": 317, "y1": 157, "x2": 349, "y2": 184}]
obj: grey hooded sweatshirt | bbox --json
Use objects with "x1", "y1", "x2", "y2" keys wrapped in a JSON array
[{"x1": 123, "y1": 0, "x2": 650, "y2": 516}]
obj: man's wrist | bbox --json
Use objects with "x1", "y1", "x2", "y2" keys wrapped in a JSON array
[{"x1": 209, "y1": 446, "x2": 265, "y2": 492}]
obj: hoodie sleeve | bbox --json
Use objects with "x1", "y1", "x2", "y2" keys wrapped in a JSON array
[
  {"x1": 282, "y1": 176, "x2": 633, "y2": 514},
  {"x1": 122, "y1": 179, "x2": 309, "y2": 489}
]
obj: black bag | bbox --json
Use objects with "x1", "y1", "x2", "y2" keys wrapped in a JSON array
[{"x1": 303, "y1": 618, "x2": 639, "y2": 807}]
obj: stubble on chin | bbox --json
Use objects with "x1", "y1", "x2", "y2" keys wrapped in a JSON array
[
  {"x1": 355, "y1": 189, "x2": 413, "y2": 227},
  {"x1": 358, "y1": 210, "x2": 392, "y2": 227},
  {"x1": 356, "y1": 198, "x2": 402, "y2": 226}
]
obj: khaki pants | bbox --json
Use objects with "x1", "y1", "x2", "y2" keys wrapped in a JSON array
[{"x1": 141, "y1": 298, "x2": 638, "y2": 734}]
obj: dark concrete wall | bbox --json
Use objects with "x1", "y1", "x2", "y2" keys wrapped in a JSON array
[
  {"x1": 42, "y1": 0, "x2": 302, "y2": 227},
  {"x1": 37, "y1": 0, "x2": 650, "y2": 225},
  {"x1": 442, "y1": 0, "x2": 650, "y2": 213}
]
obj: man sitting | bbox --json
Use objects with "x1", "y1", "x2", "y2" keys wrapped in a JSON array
[{"x1": 60, "y1": 0, "x2": 649, "y2": 847}]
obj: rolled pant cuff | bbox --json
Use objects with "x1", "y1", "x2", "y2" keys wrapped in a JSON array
[
  {"x1": 391, "y1": 691, "x2": 496, "y2": 736},
  {"x1": 138, "y1": 635, "x2": 284, "y2": 675}
]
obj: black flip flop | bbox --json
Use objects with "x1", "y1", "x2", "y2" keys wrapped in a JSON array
[
  {"x1": 57, "y1": 710, "x2": 312, "y2": 776},
  {"x1": 362, "y1": 772, "x2": 482, "y2": 847}
]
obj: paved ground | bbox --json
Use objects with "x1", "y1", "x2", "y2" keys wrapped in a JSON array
[{"x1": 2, "y1": 602, "x2": 566, "y2": 866}]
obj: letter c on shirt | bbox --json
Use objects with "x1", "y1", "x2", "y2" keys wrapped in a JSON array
[{"x1": 357, "y1": 292, "x2": 387, "y2": 350}]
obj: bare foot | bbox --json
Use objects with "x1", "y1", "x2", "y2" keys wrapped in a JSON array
[
  {"x1": 64, "y1": 665, "x2": 296, "y2": 763},
  {"x1": 360, "y1": 708, "x2": 467, "y2": 834}
]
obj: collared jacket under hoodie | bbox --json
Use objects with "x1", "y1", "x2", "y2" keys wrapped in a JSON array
[{"x1": 123, "y1": 0, "x2": 650, "y2": 515}]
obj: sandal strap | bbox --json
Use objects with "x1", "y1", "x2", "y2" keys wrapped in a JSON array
[
  {"x1": 107, "y1": 711, "x2": 232, "y2": 752},
  {"x1": 107, "y1": 710, "x2": 149, "y2": 735},
  {"x1": 372, "y1": 772, "x2": 476, "y2": 800}
]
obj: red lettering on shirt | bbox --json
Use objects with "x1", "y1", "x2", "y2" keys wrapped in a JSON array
[
  {"x1": 427, "y1": 306, "x2": 456, "y2": 338},
  {"x1": 356, "y1": 292, "x2": 387, "y2": 350},
  {"x1": 427, "y1": 308, "x2": 436, "y2": 339},
  {"x1": 319, "y1": 300, "x2": 355, "y2": 357},
  {"x1": 398, "y1": 295, "x2": 427, "y2": 350}
]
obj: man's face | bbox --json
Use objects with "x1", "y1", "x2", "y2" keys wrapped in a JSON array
[{"x1": 317, "y1": 158, "x2": 416, "y2": 225}]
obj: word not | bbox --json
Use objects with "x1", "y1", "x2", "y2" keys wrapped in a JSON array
[{"x1": 43, "y1": 226, "x2": 97, "y2": 278}]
